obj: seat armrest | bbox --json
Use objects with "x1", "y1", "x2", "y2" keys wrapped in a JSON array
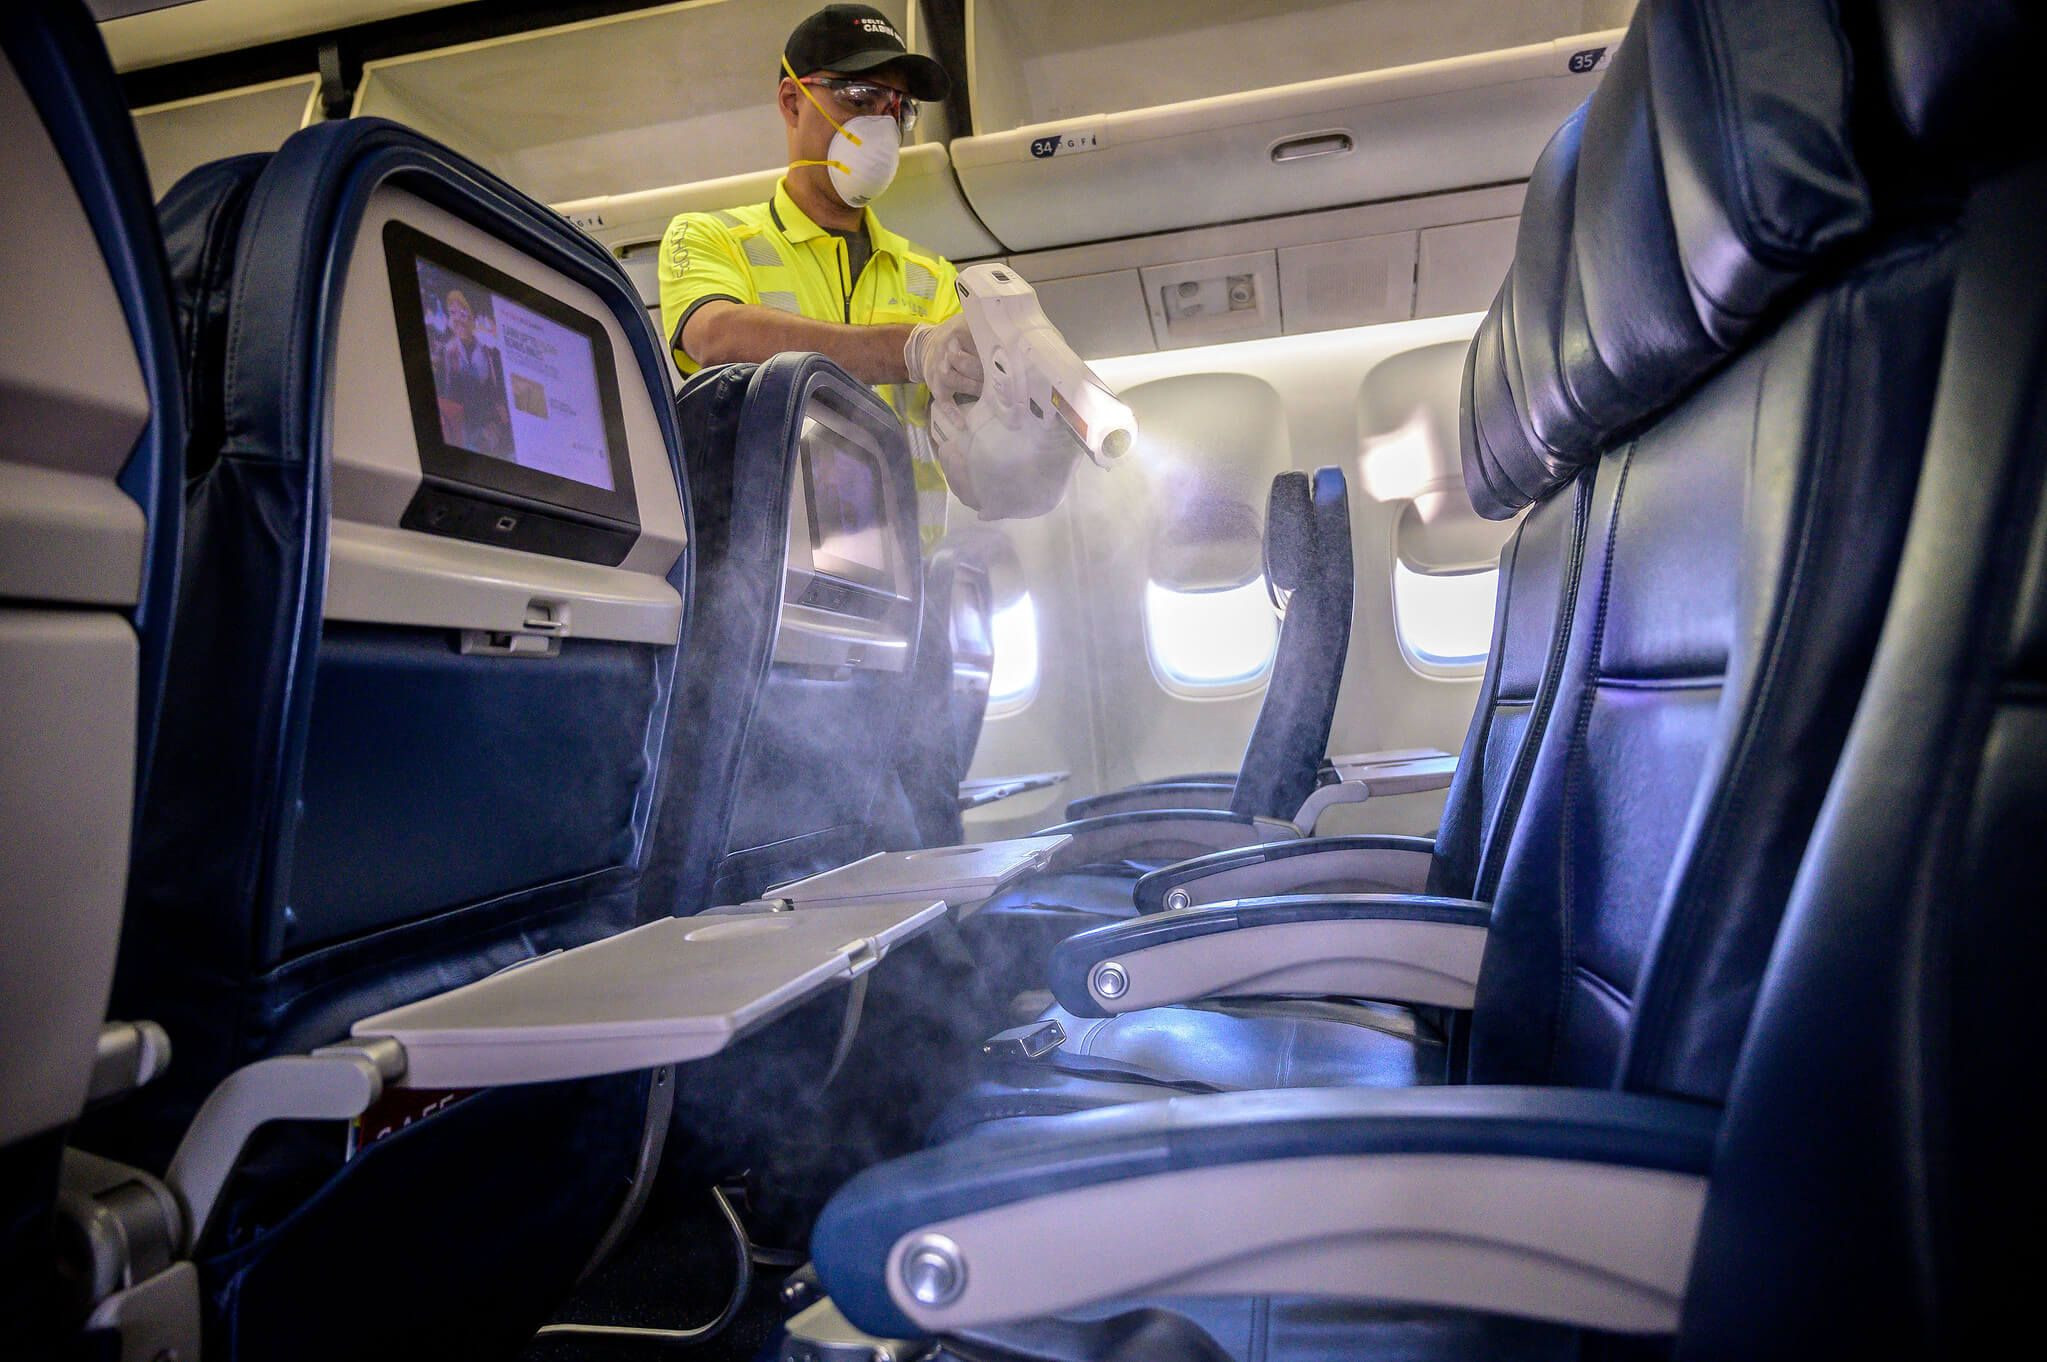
[
  {"x1": 1291, "y1": 755, "x2": 1459, "y2": 832},
  {"x1": 1321, "y1": 747, "x2": 1452, "y2": 778},
  {"x1": 1063, "y1": 781, "x2": 1237, "y2": 820},
  {"x1": 1040, "y1": 810, "x2": 1297, "y2": 870},
  {"x1": 1047, "y1": 894, "x2": 1490, "y2": 1016},
  {"x1": 1132, "y1": 835, "x2": 1437, "y2": 912},
  {"x1": 958, "y1": 772, "x2": 1068, "y2": 812},
  {"x1": 813, "y1": 1085, "x2": 1716, "y2": 1340},
  {"x1": 1128, "y1": 770, "x2": 1239, "y2": 788}
]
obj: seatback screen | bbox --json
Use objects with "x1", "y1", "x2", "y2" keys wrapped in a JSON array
[
  {"x1": 414, "y1": 257, "x2": 615, "y2": 490},
  {"x1": 801, "y1": 412, "x2": 894, "y2": 593},
  {"x1": 385, "y1": 221, "x2": 638, "y2": 541}
]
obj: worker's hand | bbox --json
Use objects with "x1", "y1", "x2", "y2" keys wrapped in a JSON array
[{"x1": 904, "y1": 313, "x2": 984, "y2": 415}]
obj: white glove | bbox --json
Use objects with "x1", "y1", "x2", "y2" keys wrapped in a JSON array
[{"x1": 904, "y1": 312, "x2": 985, "y2": 417}]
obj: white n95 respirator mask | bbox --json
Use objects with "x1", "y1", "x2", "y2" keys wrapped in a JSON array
[
  {"x1": 785, "y1": 55, "x2": 904, "y2": 209},
  {"x1": 805, "y1": 114, "x2": 900, "y2": 209}
]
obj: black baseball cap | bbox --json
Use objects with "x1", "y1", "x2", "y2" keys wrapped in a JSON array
[{"x1": 782, "y1": 5, "x2": 950, "y2": 102}]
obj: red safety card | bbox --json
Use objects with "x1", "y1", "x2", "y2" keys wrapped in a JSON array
[{"x1": 346, "y1": 1088, "x2": 479, "y2": 1159}]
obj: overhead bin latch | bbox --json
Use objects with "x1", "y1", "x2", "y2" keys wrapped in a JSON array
[{"x1": 1270, "y1": 131, "x2": 1354, "y2": 163}]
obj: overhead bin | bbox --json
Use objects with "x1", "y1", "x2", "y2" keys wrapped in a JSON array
[
  {"x1": 956, "y1": 0, "x2": 1629, "y2": 251},
  {"x1": 352, "y1": 0, "x2": 998, "y2": 260},
  {"x1": 130, "y1": 75, "x2": 319, "y2": 196},
  {"x1": 555, "y1": 142, "x2": 1000, "y2": 265}
]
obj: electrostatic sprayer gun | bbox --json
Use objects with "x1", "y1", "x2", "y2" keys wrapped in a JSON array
[{"x1": 931, "y1": 263, "x2": 1136, "y2": 519}]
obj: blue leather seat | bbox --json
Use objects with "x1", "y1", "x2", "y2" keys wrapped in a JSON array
[
  {"x1": 936, "y1": 488, "x2": 1590, "y2": 1132},
  {"x1": 74, "y1": 119, "x2": 691, "y2": 1360},
  {"x1": 0, "y1": 0, "x2": 183, "y2": 1349},
  {"x1": 643, "y1": 353, "x2": 1006, "y2": 1246},
  {"x1": 1070, "y1": 466, "x2": 1359, "y2": 826},
  {"x1": 812, "y1": 4, "x2": 1982, "y2": 1355},
  {"x1": 941, "y1": 546, "x2": 997, "y2": 793},
  {"x1": 643, "y1": 352, "x2": 926, "y2": 913},
  {"x1": 943, "y1": 0, "x2": 1957, "y2": 1149},
  {"x1": 1681, "y1": 123, "x2": 2047, "y2": 1362},
  {"x1": 964, "y1": 469, "x2": 1359, "y2": 990},
  {"x1": 877, "y1": 535, "x2": 995, "y2": 851}
]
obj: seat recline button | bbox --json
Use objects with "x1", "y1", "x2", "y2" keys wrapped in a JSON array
[
  {"x1": 1092, "y1": 961, "x2": 1129, "y2": 1000},
  {"x1": 902, "y1": 1234, "x2": 966, "y2": 1306}
]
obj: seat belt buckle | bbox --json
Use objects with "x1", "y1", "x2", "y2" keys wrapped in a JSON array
[{"x1": 980, "y1": 1018, "x2": 1066, "y2": 1061}]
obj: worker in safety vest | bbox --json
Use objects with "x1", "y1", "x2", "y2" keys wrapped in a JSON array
[{"x1": 657, "y1": 4, "x2": 981, "y2": 554}]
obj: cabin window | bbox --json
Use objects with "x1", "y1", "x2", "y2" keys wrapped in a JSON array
[
  {"x1": 987, "y1": 592, "x2": 1041, "y2": 715},
  {"x1": 1144, "y1": 577, "x2": 1279, "y2": 697},
  {"x1": 1392, "y1": 561, "x2": 1497, "y2": 675}
]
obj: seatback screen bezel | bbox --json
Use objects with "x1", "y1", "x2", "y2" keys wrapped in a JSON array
[
  {"x1": 384, "y1": 220, "x2": 640, "y2": 533},
  {"x1": 798, "y1": 396, "x2": 901, "y2": 599}
]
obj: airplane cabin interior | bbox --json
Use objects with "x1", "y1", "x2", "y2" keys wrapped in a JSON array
[{"x1": 2, "y1": 1, "x2": 2040, "y2": 1359}]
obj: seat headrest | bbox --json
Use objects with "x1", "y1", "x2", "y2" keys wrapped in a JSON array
[
  {"x1": 677, "y1": 349, "x2": 895, "y2": 494},
  {"x1": 158, "y1": 153, "x2": 269, "y2": 475},
  {"x1": 1874, "y1": 0, "x2": 2044, "y2": 180},
  {"x1": 1261, "y1": 466, "x2": 1351, "y2": 595},
  {"x1": 1462, "y1": 0, "x2": 1874, "y2": 519},
  {"x1": 1262, "y1": 471, "x2": 1312, "y2": 592}
]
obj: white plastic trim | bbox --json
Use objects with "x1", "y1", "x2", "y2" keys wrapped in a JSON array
[
  {"x1": 325, "y1": 519, "x2": 684, "y2": 645},
  {"x1": 84, "y1": 1261, "x2": 202, "y2": 1362},
  {"x1": 889, "y1": 1153, "x2": 1705, "y2": 1334},
  {"x1": 350, "y1": 899, "x2": 948, "y2": 1088},
  {"x1": 326, "y1": 186, "x2": 689, "y2": 601},
  {"x1": 1292, "y1": 755, "x2": 1458, "y2": 832},
  {"x1": 765, "y1": 836, "x2": 1070, "y2": 918},
  {"x1": 0, "y1": 462, "x2": 146, "y2": 606},
  {"x1": 1164, "y1": 844, "x2": 1437, "y2": 907},
  {"x1": 165, "y1": 1048, "x2": 395, "y2": 1252},
  {"x1": 0, "y1": 613, "x2": 138, "y2": 1146},
  {"x1": 1096, "y1": 915, "x2": 1487, "y2": 1012},
  {"x1": 953, "y1": 31, "x2": 1620, "y2": 250}
]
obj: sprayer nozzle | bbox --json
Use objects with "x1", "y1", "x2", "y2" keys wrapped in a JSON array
[{"x1": 1100, "y1": 429, "x2": 1134, "y2": 461}]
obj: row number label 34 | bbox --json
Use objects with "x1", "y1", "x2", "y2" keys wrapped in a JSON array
[{"x1": 1031, "y1": 128, "x2": 1102, "y2": 159}]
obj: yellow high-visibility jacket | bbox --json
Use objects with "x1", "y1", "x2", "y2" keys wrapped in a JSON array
[{"x1": 658, "y1": 179, "x2": 958, "y2": 552}]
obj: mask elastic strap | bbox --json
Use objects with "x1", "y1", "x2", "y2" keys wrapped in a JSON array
[{"x1": 783, "y1": 53, "x2": 862, "y2": 146}]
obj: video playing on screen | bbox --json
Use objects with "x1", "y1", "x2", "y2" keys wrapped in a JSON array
[
  {"x1": 414, "y1": 257, "x2": 616, "y2": 491},
  {"x1": 803, "y1": 417, "x2": 891, "y2": 589}
]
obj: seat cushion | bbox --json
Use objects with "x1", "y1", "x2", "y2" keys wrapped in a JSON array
[
  {"x1": 963, "y1": 867, "x2": 1149, "y2": 1001},
  {"x1": 979, "y1": 868, "x2": 1149, "y2": 919},
  {"x1": 935, "y1": 1295, "x2": 1590, "y2": 1362},
  {"x1": 930, "y1": 1000, "x2": 1443, "y2": 1142}
]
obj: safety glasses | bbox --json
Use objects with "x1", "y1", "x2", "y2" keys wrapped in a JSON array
[{"x1": 798, "y1": 75, "x2": 920, "y2": 134}]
